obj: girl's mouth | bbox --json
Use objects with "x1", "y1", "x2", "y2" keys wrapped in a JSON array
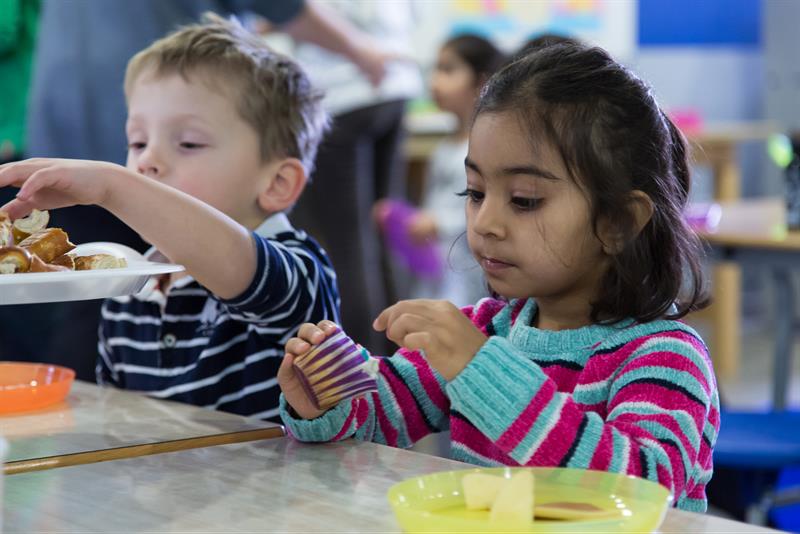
[{"x1": 480, "y1": 256, "x2": 514, "y2": 274}]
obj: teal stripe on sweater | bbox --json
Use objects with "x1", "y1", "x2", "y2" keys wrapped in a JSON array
[
  {"x1": 566, "y1": 413, "x2": 604, "y2": 468},
  {"x1": 448, "y1": 337, "x2": 548, "y2": 443},
  {"x1": 680, "y1": 497, "x2": 707, "y2": 513},
  {"x1": 572, "y1": 378, "x2": 611, "y2": 406},
  {"x1": 509, "y1": 395, "x2": 566, "y2": 463},
  {"x1": 637, "y1": 420, "x2": 693, "y2": 477},
  {"x1": 632, "y1": 336, "x2": 713, "y2": 386},
  {"x1": 373, "y1": 371, "x2": 412, "y2": 447},
  {"x1": 609, "y1": 366, "x2": 709, "y2": 405},
  {"x1": 280, "y1": 394, "x2": 354, "y2": 442},
  {"x1": 608, "y1": 427, "x2": 630, "y2": 473},
  {"x1": 390, "y1": 355, "x2": 449, "y2": 430},
  {"x1": 609, "y1": 402, "x2": 701, "y2": 450}
]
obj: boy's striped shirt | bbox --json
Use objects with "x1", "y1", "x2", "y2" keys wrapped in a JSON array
[{"x1": 97, "y1": 214, "x2": 340, "y2": 421}]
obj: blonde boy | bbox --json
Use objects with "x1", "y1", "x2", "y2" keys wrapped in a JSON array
[{"x1": 0, "y1": 14, "x2": 339, "y2": 420}]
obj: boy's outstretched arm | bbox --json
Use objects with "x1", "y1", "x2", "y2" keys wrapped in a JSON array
[{"x1": 0, "y1": 158, "x2": 256, "y2": 299}]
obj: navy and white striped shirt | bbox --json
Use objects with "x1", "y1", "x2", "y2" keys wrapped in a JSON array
[{"x1": 96, "y1": 214, "x2": 340, "y2": 421}]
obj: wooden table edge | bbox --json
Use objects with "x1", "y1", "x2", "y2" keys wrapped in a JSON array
[{"x1": 4, "y1": 425, "x2": 285, "y2": 475}]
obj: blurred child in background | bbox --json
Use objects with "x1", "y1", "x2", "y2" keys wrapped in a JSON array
[{"x1": 382, "y1": 34, "x2": 504, "y2": 307}]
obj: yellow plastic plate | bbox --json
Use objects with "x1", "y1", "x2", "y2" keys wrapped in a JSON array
[{"x1": 387, "y1": 466, "x2": 672, "y2": 533}]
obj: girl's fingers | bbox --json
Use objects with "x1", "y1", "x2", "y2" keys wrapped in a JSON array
[
  {"x1": 276, "y1": 352, "x2": 296, "y2": 384},
  {"x1": 401, "y1": 331, "x2": 435, "y2": 355},
  {"x1": 285, "y1": 337, "x2": 311, "y2": 356},
  {"x1": 374, "y1": 300, "x2": 438, "y2": 332},
  {"x1": 297, "y1": 322, "x2": 326, "y2": 344},
  {"x1": 384, "y1": 313, "x2": 430, "y2": 348}
]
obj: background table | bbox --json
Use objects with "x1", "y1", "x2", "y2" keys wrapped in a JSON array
[
  {"x1": 1, "y1": 380, "x2": 283, "y2": 474},
  {"x1": 3, "y1": 438, "x2": 780, "y2": 532},
  {"x1": 699, "y1": 197, "x2": 800, "y2": 409}
]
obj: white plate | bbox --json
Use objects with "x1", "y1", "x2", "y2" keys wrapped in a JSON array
[{"x1": 0, "y1": 242, "x2": 184, "y2": 305}]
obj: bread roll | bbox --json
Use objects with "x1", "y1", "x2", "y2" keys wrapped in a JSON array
[
  {"x1": 29, "y1": 254, "x2": 70, "y2": 273},
  {"x1": 12, "y1": 209, "x2": 50, "y2": 243},
  {"x1": 18, "y1": 228, "x2": 76, "y2": 263},
  {"x1": 51, "y1": 253, "x2": 76, "y2": 270},
  {"x1": 0, "y1": 212, "x2": 13, "y2": 247},
  {"x1": 0, "y1": 246, "x2": 32, "y2": 273}
]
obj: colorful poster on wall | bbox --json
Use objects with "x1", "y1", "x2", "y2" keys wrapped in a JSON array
[{"x1": 410, "y1": 0, "x2": 635, "y2": 65}]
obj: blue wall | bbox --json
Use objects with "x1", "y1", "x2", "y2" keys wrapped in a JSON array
[{"x1": 639, "y1": 0, "x2": 761, "y2": 47}]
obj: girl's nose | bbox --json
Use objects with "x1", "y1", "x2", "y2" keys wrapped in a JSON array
[{"x1": 471, "y1": 199, "x2": 506, "y2": 240}]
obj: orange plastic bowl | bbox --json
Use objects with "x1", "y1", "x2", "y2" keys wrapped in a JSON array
[{"x1": 0, "y1": 362, "x2": 75, "y2": 414}]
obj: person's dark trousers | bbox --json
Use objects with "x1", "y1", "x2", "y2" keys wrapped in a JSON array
[
  {"x1": 290, "y1": 100, "x2": 407, "y2": 355},
  {"x1": 0, "y1": 154, "x2": 146, "y2": 380}
]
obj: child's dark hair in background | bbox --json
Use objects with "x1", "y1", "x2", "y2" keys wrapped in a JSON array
[
  {"x1": 477, "y1": 43, "x2": 708, "y2": 323},
  {"x1": 441, "y1": 33, "x2": 506, "y2": 85}
]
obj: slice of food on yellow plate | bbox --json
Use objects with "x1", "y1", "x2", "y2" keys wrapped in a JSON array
[
  {"x1": 462, "y1": 473, "x2": 507, "y2": 510},
  {"x1": 534, "y1": 501, "x2": 620, "y2": 520},
  {"x1": 12, "y1": 209, "x2": 50, "y2": 243},
  {"x1": 489, "y1": 470, "x2": 534, "y2": 525}
]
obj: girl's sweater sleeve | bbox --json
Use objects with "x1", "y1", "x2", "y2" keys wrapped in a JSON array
[
  {"x1": 446, "y1": 331, "x2": 719, "y2": 512},
  {"x1": 280, "y1": 298, "x2": 508, "y2": 448}
]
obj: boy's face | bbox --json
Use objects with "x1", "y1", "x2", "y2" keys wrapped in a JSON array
[{"x1": 126, "y1": 71, "x2": 271, "y2": 229}]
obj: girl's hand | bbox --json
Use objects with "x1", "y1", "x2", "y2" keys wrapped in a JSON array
[
  {"x1": 373, "y1": 300, "x2": 487, "y2": 381},
  {"x1": 277, "y1": 320, "x2": 339, "y2": 420},
  {"x1": 407, "y1": 212, "x2": 438, "y2": 244},
  {"x1": 0, "y1": 158, "x2": 126, "y2": 220}
]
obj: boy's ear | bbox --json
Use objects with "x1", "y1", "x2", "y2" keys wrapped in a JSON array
[
  {"x1": 598, "y1": 190, "x2": 654, "y2": 255},
  {"x1": 257, "y1": 158, "x2": 307, "y2": 214}
]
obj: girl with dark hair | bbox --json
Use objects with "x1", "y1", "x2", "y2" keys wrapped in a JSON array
[
  {"x1": 378, "y1": 34, "x2": 505, "y2": 306},
  {"x1": 280, "y1": 42, "x2": 720, "y2": 512}
]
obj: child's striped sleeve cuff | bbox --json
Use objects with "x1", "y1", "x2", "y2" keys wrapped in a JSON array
[
  {"x1": 446, "y1": 336, "x2": 547, "y2": 441},
  {"x1": 279, "y1": 394, "x2": 354, "y2": 442}
]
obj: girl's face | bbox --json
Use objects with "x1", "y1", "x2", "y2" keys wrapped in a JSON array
[
  {"x1": 430, "y1": 46, "x2": 481, "y2": 116},
  {"x1": 465, "y1": 111, "x2": 610, "y2": 307}
]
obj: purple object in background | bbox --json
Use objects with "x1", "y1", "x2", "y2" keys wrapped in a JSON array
[
  {"x1": 379, "y1": 199, "x2": 444, "y2": 279},
  {"x1": 685, "y1": 202, "x2": 722, "y2": 232}
]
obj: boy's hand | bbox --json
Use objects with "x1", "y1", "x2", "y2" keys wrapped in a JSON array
[
  {"x1": 0, "y1": 158, "x2": 124, "y2": 220},
  {"x1": 278, "y1": 320, "x2": 340, "y2": 420},
  {"x1": 373, "y1": 300, "x2": 487, "y2": 381}
]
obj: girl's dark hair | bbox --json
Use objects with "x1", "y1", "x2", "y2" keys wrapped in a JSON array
[
  {"x1": 475, "y1": 43, "x2": 709, "y2": 323},
  {"x1": 442, "y1": 34, "x2": 506, "y2": 85}
]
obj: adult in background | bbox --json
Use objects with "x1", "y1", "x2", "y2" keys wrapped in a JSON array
[{"x1": 287, "y1": 0, "x2": 422, "y2": 354}]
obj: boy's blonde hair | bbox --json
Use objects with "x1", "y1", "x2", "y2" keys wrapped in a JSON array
[{"x1": 125, "y1": 13, "x2": 328, "y2": 173}]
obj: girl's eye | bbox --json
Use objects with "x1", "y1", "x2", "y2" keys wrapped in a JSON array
[
  {"x1": 128, "y1": 142, "x2": 145, "y2": 150},
  {"x1": 511, "y1": 197, "x2": 542, "y2": 211},
  {"x1": 180, "y1": 142, "x2": 205, "y2": 150},
  {"x1": 457, "y1": 188, "x2": 484, "y2": 203}
]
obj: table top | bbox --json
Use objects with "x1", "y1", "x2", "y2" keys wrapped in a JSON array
[
  {"x1": 699, "y1": 197, "x2": 800, "y2": 251},
  {"x1": 1, "y1": 380, "x2": 283, "y2": 474},
  {"x1": 2, "y1": 437, "x2": 779, "y2": 533}
]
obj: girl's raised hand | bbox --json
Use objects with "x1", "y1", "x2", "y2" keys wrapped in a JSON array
[
  {"x1": 373, "y1": 300, "x2": 487, "y2": 381},
  {"x1": 0, "y1": 158, "x2": 124, "y2": 220},
  {"x1": 277, "y1": 320, "x2": 339, "y2": 420}
]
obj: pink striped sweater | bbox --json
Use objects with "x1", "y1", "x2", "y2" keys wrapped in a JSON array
[{"x1": 280, "y1": 298, "x2": 720, "y2": 512}]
